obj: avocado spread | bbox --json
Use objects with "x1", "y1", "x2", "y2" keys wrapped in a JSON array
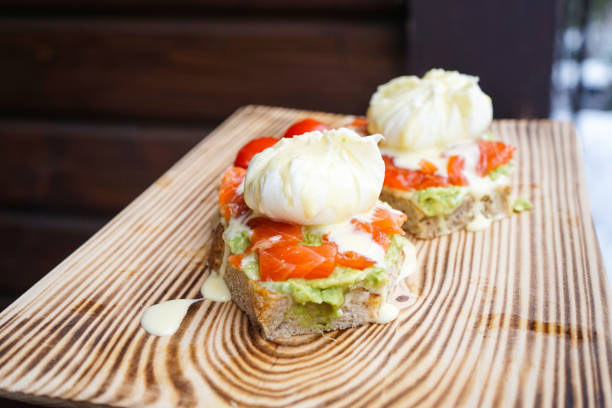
[
  {"x1": 412, "y1": 186, "x2": 463, "y2": 216},
  {"x1": 512, "y1": 197, "x2": 532, "y2": 212},
  {"x1": 300, "y1": 228, "x2": 324, "y2": 246},
  {"x1": 251, "y1": 235, "x2": 407, "y2": 328},
  {"x1": 227, "y1": 231, "x2": 250, "y2": 254},
  {"x1": 488, "y1": 162, "x2": 514, "y2": 181}
]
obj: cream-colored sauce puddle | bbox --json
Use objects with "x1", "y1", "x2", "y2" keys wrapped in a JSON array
[
  {"x1": 376, "y1": 303, "x2": 399, "y2": 324},
  {"x1": 140, "y1": 272, "x2": 231, "y2": 336},
  {"x1": 141, "y1": 245, "x2": 231, "y2": 336}
]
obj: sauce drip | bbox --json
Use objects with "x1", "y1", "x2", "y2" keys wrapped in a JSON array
[
  {"x1": 200, "y1": 273, "x2": 231, "y2": 301},
  {"x1": 377, "y1": 303, "x2": 399, "y2": 324},
  {"x1": 140, "y1": 299, "x2": 199, "y2": 336},
  {"x1": 466, "y1": 213, "x2": 492, "y2": 232},
  {"x1": 141, "y1": 246, "x2": 231, "y2": 336}
]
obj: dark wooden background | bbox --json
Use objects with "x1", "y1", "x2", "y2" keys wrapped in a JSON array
[{"x1": 0, "y1": 1, "x2": 557, "y2": 405}]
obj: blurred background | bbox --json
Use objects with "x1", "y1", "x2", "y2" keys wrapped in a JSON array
[
  {"x1": 551, "y1": 0, "x2": 612, "y2": 283},
  {"x1": 0, "y1": 0, "x2": 610, "y2": 393}
]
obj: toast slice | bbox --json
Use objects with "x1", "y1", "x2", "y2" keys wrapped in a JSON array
[
  {"x1": 380, "y1": 185, "x2": 511, "y2": 239},
  {"x1": 207, "y1": 222, "x2": 415, "y2": 340}
]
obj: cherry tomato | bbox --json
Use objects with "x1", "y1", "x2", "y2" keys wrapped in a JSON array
[
  {"x1": 234, "y1": 137, "x2": 278, "y2": 169},
  {"x1": 283, "y1": 118, "x2": 330, "y2": 138}
]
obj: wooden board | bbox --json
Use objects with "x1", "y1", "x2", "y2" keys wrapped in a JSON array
[{"x1": 0, "y1": 105, "x2": 610, "y2": 407}]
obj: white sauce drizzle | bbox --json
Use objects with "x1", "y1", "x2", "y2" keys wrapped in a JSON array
[
  {"x1": 376, "y1": 235, "x2": 418, "y2": 324},
  {"x1": 141, "y1": 245, "x2": 231, "y2": 336},
  {"x1": 465, "y1": 200, "x2": 500, "y2": 232},
  {"x1": 316, "y1": 221, "x2": 385, "y2": 264},
  {"x1": 311, "y1": 201, "x2": 398, "y2": 265},
  {"x1": 223, "y1": 216, "x2": 252, "y2": 242},
  {"x1": 140, "y1": 299, "x2": 200, "y2": 336},
  {"x1": 466, "y1": 213, "x2": 492, "y2": 232},
  {"x1": 376, "y1": 303, "x2": 399, "y2": 324},
  {"x1": 200, "y1": 273, "x2": 231, "y2": 301},
  {"x1": 380, "y1": 147, "x2": 448, "y2": 176},
  {"x1": 235, "y1": 179, "x2": 245, "y2": 196}
]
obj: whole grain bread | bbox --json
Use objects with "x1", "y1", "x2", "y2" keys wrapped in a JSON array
[
  {"x1": 380, "y1": 185, "x2": 511, "y2": 239},
  {"x1": 207, "y1": 223, "x2": 409, "y2": 340}
]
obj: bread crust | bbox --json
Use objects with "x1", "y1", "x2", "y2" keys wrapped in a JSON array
[
  {"x1": 208, "y1": 223, "x2": 405, "y2": 340},
  {"x1": 380, "y1": 186, "x2": 511, "y2": 239}
]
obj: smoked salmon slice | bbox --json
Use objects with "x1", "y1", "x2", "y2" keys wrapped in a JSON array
[
  {"x1": 383, "y1": 155, "x2": 449, "y2": 192},
  {"x1": 447, "y1": 155, "x2": 468, "y2": 186},
  {"x1": 219, "y1": 167, "x2": 248, "y2": 221},
  {"x1": 247, "y1": 217, "x2": 302, "y2": 251},
  {"x1": 259, "y1": 243, "x2": 337, "y2": 281}
]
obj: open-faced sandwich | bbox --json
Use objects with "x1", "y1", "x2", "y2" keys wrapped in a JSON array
[
  {"x1": 210, "y1": 127, "x2": 417, "y2": 339},
  {"x1": 366, "y1": 69, "x2": 516, "y2": 239}
]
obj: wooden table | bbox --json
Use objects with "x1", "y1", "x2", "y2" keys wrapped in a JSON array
[{"x1": 0, "y1": 106, "x2": 610, "y2": 407}]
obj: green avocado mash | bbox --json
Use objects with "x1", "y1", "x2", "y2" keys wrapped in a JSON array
[
  {"x1": 482, "y1": 132, "x2": 496, "y2": 141},
  {"x1": 301, "y1": 228, "x2": 323, "y2": 246},
  {"x1": 227, "y1": 231, "x2": 250, "y2": 254},
  {"x1": 240, "y1": 253, "x2": 259, "y2": 280},
  {"x1": 512, "y1": 197, "x2": 532, "y2": 212},
  {"x1": 413, "y1": 186, "x2": 463, "y2": 216},
  {"x1": 488, "y1": 162, "x2": 514, "y2": 181},
  {"x1": 286, "y1": 302, "x2": 338, "y2": 331}
]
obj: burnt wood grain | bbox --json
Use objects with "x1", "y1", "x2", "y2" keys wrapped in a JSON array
[{"x1": 0, "y1": 106, "x2": 609, "y2": 407}]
